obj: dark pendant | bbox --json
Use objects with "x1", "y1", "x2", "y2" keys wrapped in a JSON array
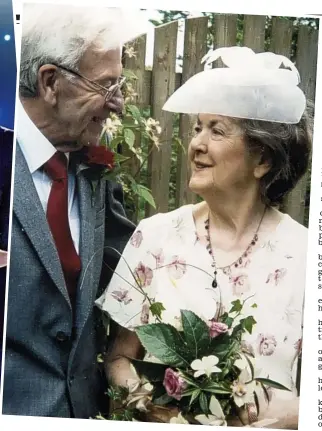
[{"x1": 212, "y1": 279, "x2": 217, "y2": 288}]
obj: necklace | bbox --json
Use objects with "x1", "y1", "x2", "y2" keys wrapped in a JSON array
[{"x1": 204, "y1": 206, "x2": 267, "y2": 289}]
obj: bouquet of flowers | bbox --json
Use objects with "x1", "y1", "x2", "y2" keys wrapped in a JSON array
[{"x1": 105, "y1": 293, "x2": 290, "y2": 425}]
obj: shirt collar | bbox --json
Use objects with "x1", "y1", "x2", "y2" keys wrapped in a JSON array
[{"x1": 17, "y1": 99, "x2": 69, "y2": 174}]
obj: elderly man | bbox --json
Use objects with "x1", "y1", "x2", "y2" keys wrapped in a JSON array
[{"x1": 2, "y1": 4, "x2": 148, "y2": 418}]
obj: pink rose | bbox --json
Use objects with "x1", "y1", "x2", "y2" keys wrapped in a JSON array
[
  {"x1": 163, "y1": 368, "x2": 187, "y2": 401},
  {"x1": 130, "y1": 230, "x2": 143, "y2": 248},
  {"x1": 134, "y1": 262, "x2": 153, "y2": 287},
  {"x1": 257, "y1": 334, "x2": 277, "y2": 356},
  {"x1": 208, "y1": 321, "x2": 229, "y2": 338}
]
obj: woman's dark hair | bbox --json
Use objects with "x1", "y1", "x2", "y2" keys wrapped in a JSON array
[{"x1": 239, "y1": 100, "x2": 314, "y2": 206}]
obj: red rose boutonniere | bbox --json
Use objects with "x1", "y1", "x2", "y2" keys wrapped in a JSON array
[
  {"x1": 73, "y1": 144, "x2": 115, "y2": 206},
  {"x1": 82, "y1": 145, "x2": 115, "y2": 170}
]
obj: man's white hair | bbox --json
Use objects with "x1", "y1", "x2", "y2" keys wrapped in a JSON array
[{"x1": 20, "y1": 3, "x2": 149, "y2": 97}]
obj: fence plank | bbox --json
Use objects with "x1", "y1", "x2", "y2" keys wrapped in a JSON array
[
  {"x1": 147, "y1": 21, "x2": 178, "y2": 216},
  {"x1": 296, "y1": 26, "x2": 318, "y2": 102},
  {"x1": 213, "y1": 13, "x2": 237, "y2": 49},
  {"x1": 124, "y1": 35, "x2": 148, "y2": 108},
  {"x1": 212, "y1": 14, "x2": 237, "y2": 70},
  {"x1": 123, "y1": 35, "x2": 147, "y2": 223},
  {"x1": 269, "y1": 17, "x2": 293, "y2": 57},
  {"x1": 243, "y1": 15, "x2": 266, "y2": 52},
  {"x1": 143, "y1": 71, "x2": 181, "y2": 106},
  {"x1": 283, "y1": 25, "x2": 318, "y2": 225},
  {"x1": 176, "y1": 16, "x2": 208, "y2": 208}
]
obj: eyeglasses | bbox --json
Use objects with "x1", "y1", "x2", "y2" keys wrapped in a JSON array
[{"x1": 56, "y1": 65, "x2": 126, "y2": 103}]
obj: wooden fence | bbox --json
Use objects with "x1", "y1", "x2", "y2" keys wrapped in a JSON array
[{"x1": 124, "y1": 14, "x2": 319, "y2": 226}]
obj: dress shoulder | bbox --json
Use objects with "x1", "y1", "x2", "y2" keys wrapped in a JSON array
[
  {"x1": 278, "y1": 213, "x2": 308, "y2": 256},
  {"x1": 137, "y1": 204, "x2": 193, "y2": 230}
]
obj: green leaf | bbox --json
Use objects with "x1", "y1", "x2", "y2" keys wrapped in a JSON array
[
  {"x1": 122, "y1": 69, "x2": 138, "y2": 80},
  {"x1": 180, "y1": 388, "x2": 196, "y2": 398},
  {"x1": 189, "y1": 389, "x2": 201, "y2": 406},
  {"x1": 180, "y1": 373, "x2": 200, "y2": 388},
  {"x1": 180, "y1": 310, "x2": 211, "y2": 360},
  {"x1": 124, "y1": 128, "x2": 136, "y2": 148},
  {"x1": 121, "y1": 120, "x2": 139, "y2": 129},
  {"x1": 224, "y1": 316, "x2": 234, "y2": 328},
  {"x1": 129, "y1": 358, "x2": 168, "y2": 383},
  {"x1": 229, "y1": 299, "x2": 243, "y2": 314},
  {"x1": 109, "y1": 136, "x2": 124, "y2": 151},
  {"x1": 127, "y1": 105, "x2": 142, "y2": 121},
  {"x1": 113, "y1": 153, "x2": 131, "y2": 164},
  {"x1": 135, "y1": 323, "x2": 190, "y2": 368},
  {"x1": 243, "y1": 354, "x2": 255, "y2": 381},
  {"x1": 251, "y1": 303, "x2": 258, "y2": 308},
  {"x1": 210, "y1": 333, "x2": 231, "y2": 359},
  {"x1": 261, "y1": 383, "x2": 270, "y2": 404},
  {"x1": 150, "y1": 302, "x2": 166, "y2": 319},
  {"x1": 254, "y1": 391, "x2": 260, "y2": 417},
  {"x1": 203, "y1": 387, "x2": 232, "y2": 395},
  {"x1": 173, "y1": 136, "x2": 186, "y2": 154},
  {"x1": 153, "y1": 394, "x2": 173, "y2": 405},
  {"x1": 199, "y1": 392, "x2": 209, "y2": 414},
  {"x1": 203, "y1": 382, "x2": 232, "y2": 395},
  {"x1": 135, "y1": 185, "x2": 156, "y2": 209},
  {"x1": 255, "y1": 378, "x2": 291, "y2": 391},
  {"x1": 244, "y1": 316, "x2": 257, "y2": 334}
]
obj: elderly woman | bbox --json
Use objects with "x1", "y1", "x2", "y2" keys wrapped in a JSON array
[{"x1": 96, "y1": 47, "x2": 312, "y2": 428}]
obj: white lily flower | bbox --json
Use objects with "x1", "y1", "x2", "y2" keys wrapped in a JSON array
[
  {"x1": 195, "y1": 396, "x2": 227, "y2": 426},
  {"x1": 169, "y1": 412, "x2": 189, "y2": 424},
  {"x1": 191, "y1": 355, "x2": 221, "y2": 378},
  {"x1": 234, "y1": 354, "x2": 262, "y2": 380},
  {"x1": 231, "y1": 368, "x2": 256, "y2": 408},
  {"x1": 126, "y1": 378, "x2": 141, "y2": 393},
  {"x1": 126, "y1": 376, "x2": 154, "y2": 412}
]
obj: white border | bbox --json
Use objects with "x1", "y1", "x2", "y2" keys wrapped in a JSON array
[{"x1": 2, "y1": 1, "x2": 322, "y2": 431}]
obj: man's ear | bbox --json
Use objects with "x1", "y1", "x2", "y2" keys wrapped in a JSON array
[{"x1": 37, "y1": 65, "x2": 59, "y2": 105}]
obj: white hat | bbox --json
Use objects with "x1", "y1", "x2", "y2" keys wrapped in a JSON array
[{"x1": 162, "y1": 46, "x2": 306, "y2": 124}]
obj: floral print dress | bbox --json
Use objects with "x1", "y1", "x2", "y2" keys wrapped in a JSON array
[{"x1": 96, "y1": 204, "x2": 307, "y2": 412}]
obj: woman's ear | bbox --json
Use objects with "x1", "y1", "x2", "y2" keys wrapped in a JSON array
[
  {"x1": 37, "y1": 65, "x2": 59, "y2": 106},
  {"x1": 254, "y1": 158, "x2": 271, "y2": 179},
  {"x1": 253, "y1": 149, "x2": 271, "y2": 179}
]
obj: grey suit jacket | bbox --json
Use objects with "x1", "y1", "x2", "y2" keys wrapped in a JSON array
[{"x1": 2, "y1": 143, "x2": 135, "y2": 418}]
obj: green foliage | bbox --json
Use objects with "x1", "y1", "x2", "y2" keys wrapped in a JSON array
[
  {"x1": 135, "y1": 323, "x2": 191, "y2": 367},
  {"x1": 100, "y1": 67, "x2": 161, "y2": 222},
  {"x1": 181, "y1": 310, "x2": 211, "y2": 359},
  {"x1": 150, "y1": 301, "x2": 166, "y2": 319}
]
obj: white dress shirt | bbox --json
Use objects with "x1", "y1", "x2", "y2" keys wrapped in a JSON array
[{"x1": 16, "y1": 100, "x2": 80, "y2": 253}]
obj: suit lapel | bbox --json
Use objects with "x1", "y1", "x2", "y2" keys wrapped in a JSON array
[
  {"x1": 14, "y1": 143, "x2": 71, "y2": 308},
  {"x1": 74, "y1": 167, "x2": 98, "y2": 330}
]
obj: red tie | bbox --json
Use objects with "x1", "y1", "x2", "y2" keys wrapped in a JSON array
[{"x1": 44, "y1": 152, "x2": 81, "y2": 310}]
